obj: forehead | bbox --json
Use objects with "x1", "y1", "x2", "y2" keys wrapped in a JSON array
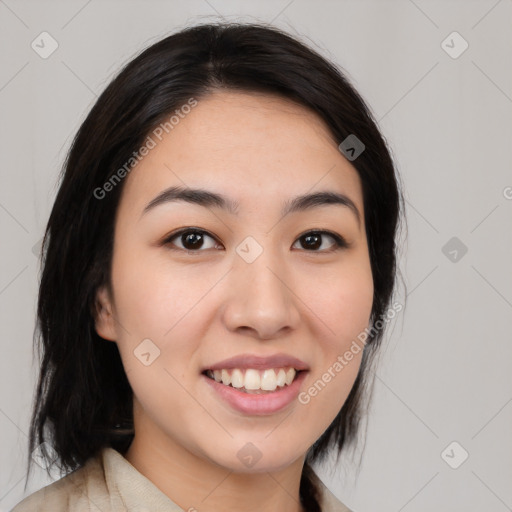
[
  {"x1": 118, "y1": 90, "x2": 364, "y2": 218},
  {"x1": 154, "y1": 90, "x2": 340, "y2": 167}
]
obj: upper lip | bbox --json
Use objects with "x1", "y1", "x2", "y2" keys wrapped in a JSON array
[{"x1": 203, "y1": 353, "x2": 309, "y2": 372}]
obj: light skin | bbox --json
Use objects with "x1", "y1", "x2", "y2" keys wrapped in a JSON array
[{"x1": 95, "y1": 90, "x2": 374, "y2": 512}]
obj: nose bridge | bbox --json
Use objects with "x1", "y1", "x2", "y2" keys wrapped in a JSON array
[{"x1": 222, "y1": 237, "x2": 300, "y2": 338}]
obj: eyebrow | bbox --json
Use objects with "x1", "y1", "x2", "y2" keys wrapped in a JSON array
[{"x1": 140, "y1": 185, "x2": 361, "y2": 226}]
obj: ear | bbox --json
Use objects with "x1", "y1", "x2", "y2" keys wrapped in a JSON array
[{"x1": 94, "y1": 285, "x2": 117, "y2": 342}]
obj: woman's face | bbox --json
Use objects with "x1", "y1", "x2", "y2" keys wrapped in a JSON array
[{"x1": 95, "y1": 90, "x2": 374, "y2": 473}]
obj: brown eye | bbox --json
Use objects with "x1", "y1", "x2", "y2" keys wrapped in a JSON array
[
  {"x1": 293, "y1": 231, "x2": 348, "y2": 252},
  {"x1": 164, "y1": 229, "x2": 221, "y2": 252},
  {"x1": 163, "y1": 228, "x2": 347, "y2": 254}
]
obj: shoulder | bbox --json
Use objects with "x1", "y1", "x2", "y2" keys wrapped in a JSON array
[{"x1": 11, "y1": 451, "x2": 110, "y2": 512}]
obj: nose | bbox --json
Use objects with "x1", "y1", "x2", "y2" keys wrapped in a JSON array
[{"x1": 221, "y1": 246, "x2": 301, "y2": 340}]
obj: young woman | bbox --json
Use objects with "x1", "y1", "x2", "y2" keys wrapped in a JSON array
[{"x1": 13, "y1": 21, "x2": 403, "y2": 512}]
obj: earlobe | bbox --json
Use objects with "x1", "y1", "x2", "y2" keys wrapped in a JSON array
[{"x1": 94, "y1": 285, "x2": 117, "y2": 342}]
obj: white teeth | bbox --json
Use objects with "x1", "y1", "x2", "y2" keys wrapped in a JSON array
[
  {"x1": 261, "y1": 369, "x2": 278, "y2": 391},
  {"x1": 206, "y1": 367, "x2": 298, "y2": 392},
  {"x1": 276, "y1": 369, "x2": 286, "y2": 387},
  {"x1": 231, "y1": 369, "x2": 244, "y2": 388},
  {"x1": 244, "y1": 369, "x2": 261, "y2": 390},
  {"x1": 221, "y1": 369, "x2": 231, "y2": 386},
  {"x1": 285, "y1": 368, "x2": 295, "y2": 386}
]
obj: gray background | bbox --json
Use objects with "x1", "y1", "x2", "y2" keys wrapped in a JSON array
[{"x1": 1, "y1": 1, "x2": 511, "y2": 511}]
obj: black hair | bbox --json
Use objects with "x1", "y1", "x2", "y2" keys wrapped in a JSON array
[{"x1": 26, "y1": 21, "x2": 404, "y2": 512}]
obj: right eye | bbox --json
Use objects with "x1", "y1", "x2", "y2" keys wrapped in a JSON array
[{"x1": 162, "y1": 228, "x2": 223, "y2": 253}]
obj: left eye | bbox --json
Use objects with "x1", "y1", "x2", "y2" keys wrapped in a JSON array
[
  {"x1": 292, "y1": 230, "x2": 347, "y2": 252},
  {"x1": 163, "y1": 229, "x2": 347, "y2": 253}
]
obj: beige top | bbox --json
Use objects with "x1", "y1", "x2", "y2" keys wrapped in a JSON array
[{"x1": 12, "y1": 447, "x2": 352, "y2": 512}]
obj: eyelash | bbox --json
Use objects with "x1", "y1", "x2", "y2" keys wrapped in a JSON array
[{"x1": 161, "y1": 227, "x2": 349, "y2": 254}]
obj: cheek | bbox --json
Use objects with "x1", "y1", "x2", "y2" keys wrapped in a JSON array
[
  {"x1": 303, "y1": 256, "x2": 374, "y2": 345},
  {"x1": 109, "y1": 253, "x2": 205, "y2": 426},
  {"x1": 108, "y1": 250, "x2": 205, "y2": 382},
  {"x1": 297, "y1": 258, "x2": 373, "y2": 411},
  {"x1": 110, "y1": 246, "x2": 207, "y2": 337}
]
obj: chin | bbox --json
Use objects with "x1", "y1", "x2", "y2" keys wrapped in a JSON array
[{"x1": 203, "y1": 440, "x2": 307, "y2": 475}]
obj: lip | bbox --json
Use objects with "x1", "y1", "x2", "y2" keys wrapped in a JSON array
[
  {"x1": 202, "y1": 370, "x2": 308, "y2": 415},
  {"x1": 203, "y1": 353, "x2": 309, "y2": 372}
]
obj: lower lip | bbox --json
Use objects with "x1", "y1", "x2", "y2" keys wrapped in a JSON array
[{"x1": 203, "y1": 371, "x2": 308, "y2": 415}]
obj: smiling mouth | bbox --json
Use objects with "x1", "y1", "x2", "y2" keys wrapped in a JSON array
[{"x1": 202, "y1": 367, "x2": 303, "y2": 394}]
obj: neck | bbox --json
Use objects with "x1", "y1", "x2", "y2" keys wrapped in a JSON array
[{"x1": 124, "y1": 416, "x2": 306, "y2": 512}]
